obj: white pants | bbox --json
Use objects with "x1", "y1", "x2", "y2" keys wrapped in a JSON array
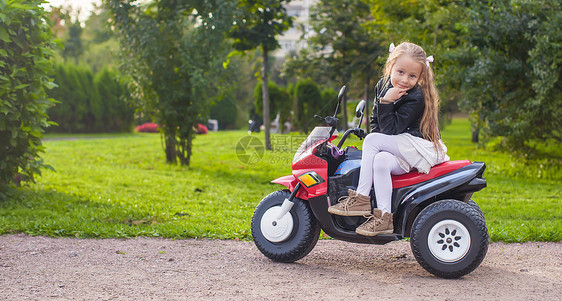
[{"x1": 356, "y1": 133, "x2": 409, "y2": 213}]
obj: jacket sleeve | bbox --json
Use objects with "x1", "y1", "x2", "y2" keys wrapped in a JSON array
[{"x1": 376, "y1": 91, "x2": 425, "y2": 135}]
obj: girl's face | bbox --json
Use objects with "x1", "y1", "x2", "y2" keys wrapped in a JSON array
[{"x1": 389, "y1": 55, "x2": 423, "y2": 91}]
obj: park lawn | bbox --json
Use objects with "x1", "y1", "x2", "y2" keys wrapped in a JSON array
[{"x1": 0, "y1": 118, "x2": 560, "y2": 242}]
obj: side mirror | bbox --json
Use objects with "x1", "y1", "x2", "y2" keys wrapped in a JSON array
[
  {"x1": 338, "y1": 85, "x2": 346, "y2": 101},
  {"x1": 333, "y1": 85, "x2": 347, "y2": 118},
  {"x1": 355, "y1": 100, "x2": 366, "y2": 118}
]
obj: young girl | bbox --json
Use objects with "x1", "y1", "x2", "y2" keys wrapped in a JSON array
[{"x1": 328, "y1": 42, "x2": 449, "y2": 236}]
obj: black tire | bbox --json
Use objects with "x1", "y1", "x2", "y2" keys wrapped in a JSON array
[
  {"x1": 251, "y1": 190, "x2": 321, "y2": 263},
  {"x1": 410, "y1": 199, "x2": 489, "y2": 279},
  {"x1": 468, "y1": 199, "x2": 485, "y2": 219}
]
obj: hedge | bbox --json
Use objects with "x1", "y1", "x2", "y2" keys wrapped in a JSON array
[{"x1": 47, "y1": 63, "x2": 134, "y2": 133}]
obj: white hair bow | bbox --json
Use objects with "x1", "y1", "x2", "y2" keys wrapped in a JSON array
[
  {"x1": 426, "y1": 55, "x2": 434, "y2": 67},
  {"x1": 389, "y1": 43, "x2": 395, "y2": 53}
]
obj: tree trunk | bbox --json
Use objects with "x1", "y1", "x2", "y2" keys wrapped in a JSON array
[
  {"x1": 292, "y1": 79, "x2": 298, "y2": 133},
  {"x1": 472, "y1": 126, "x2": 479, "y2": 143},
  {"x1": 178, "y1": 128, "x2": 193, "y2": 166},
  {"x1": 165, "y1": 130, "x2": 177, "y2": 164},
  {"x1": 261, "y1": 45, "x2": 272, "y2": 150}
]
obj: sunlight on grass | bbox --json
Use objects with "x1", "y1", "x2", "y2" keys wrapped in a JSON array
[{"x1": 0, "y1": 119, "x2": 560, "y2": 242}]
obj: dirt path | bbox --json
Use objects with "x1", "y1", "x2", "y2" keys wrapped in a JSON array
[{"x1": 0, "y1": 234, "x2": 560, "y2": 300}]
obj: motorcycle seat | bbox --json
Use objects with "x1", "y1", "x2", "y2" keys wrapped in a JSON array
[{"x1": 391, "y1": 160, "x2": 472, "y2": 189}]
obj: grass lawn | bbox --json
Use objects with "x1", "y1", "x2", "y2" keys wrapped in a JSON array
[{"x1": 0, "y1": 118, "x2": 560, "y2": 242}]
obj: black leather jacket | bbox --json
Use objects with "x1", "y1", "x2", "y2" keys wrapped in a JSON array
[{"x1": 370, "y1": 78, "x2": 425, "y2": 139}]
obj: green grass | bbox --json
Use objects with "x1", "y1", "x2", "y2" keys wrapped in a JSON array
[{"x1": 0, "y1": 119, "x2": 560, "y2": 242}]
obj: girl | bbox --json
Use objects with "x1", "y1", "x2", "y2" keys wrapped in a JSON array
[{"x1": 328, "y1": 42, "x2": 449, "y2": 236}]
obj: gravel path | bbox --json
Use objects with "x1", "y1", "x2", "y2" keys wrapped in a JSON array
[{"x1": 0, "y1": 234, "x2": 560, "y2": 300}]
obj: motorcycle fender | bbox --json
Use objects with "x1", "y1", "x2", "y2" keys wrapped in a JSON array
[
  {"x1": 398, "y1": 163, "x2": 486, "y2": 237},
  {"x1": 271, "y1": 175, "x2": 309, "y2": 200}
]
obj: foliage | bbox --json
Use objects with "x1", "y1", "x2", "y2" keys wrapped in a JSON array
[
  {"x1": 46, "y1": 63, "x2": 133, "y2": 133},
  {"x1": 47, "y1": 3, "x2": 119, "y2": 73},
  {"x1": 210, "y1": 96, "x2": 239, "y2": 130},
  {"x1": 253, "y1": 81, "x2": 291, "y2": 126},
  {"x1": 94, "y1": 66, "x2": 134, "y2": 132},
  {"x1": 282, "y1": 47, "x2": 334, "y2": 89},
  {"x1": 365, "y1": 0, "x2": 474, "y2": 121},
  {"x1": 307, "y1": 0, "x2": 386, "y2": 129},
  {"x1": 0, "y1": 0, "x2": 56, "y2": 196},
  {"x1": 62, "y1": 21, "x2": 83, "y2": 63},
  {"x1": 459, "y1": 0, "x2": 562, "y2": 150},
  {"x1": 295, "y1": 79, "x2": 321, "y2": 132},
  {"x1": 107, "y1": 0, "x2": 234, "y2": 165},
  {"x1": 227, "y1": 52, "x2": 260, "y2": 129},
  {"x1": 82, "y1": 3, "x2": 114, "y2": 44},
  {"x1": 229, "y1": 0, "x2": 293, "y2": 149},
  {"x1": 80, "y1": 4, "x2": 122, "y2": 73},
  {"x1": 0, "y1": 119, "x2": 559, "y2": 241},
  {"x1": 364, "y1": 0, "x2": 561, "y2": 150},
  {"x1": 321, "y1": 88, "x2": 338, "y2": 115},
  {"x1": 229, "y1": 0, "x2": 293, "y2": 53},
  {"x1": 49, "y1": 63, "x2": 101, "y2": 131}
]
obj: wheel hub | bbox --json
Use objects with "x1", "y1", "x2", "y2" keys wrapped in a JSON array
[
  {"x1": 260, "y1": 206, "x2": 294, "y2": 243},
  {"x1": 427, "y1": 220, "x2": 471, "y2": 263}
]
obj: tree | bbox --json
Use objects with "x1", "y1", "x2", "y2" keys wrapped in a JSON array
[
  {"x1": 80, "y1": 4, "x2": 120, "y2": 73},
  {"x1": 62, "y1": 21, "x2": 83, "y2": 63},
  {"x1": 308, "y1": 0, "x2": 385, "y2": 130},
  {"x1": 229, "y1": 0, "x2": 293, "y2": 150},
  {"x1": 0, "y1": 0, "x2": 56, "y2": 196},
  {"x1": 107, "y1": 0, "x2": 234, "y2": 165},
  {"x1": 459, "y1": 0, "x2": 561, "y2": 150},
  {"x1": 366, "y1": 0, "x2": 475, "y2": 125},
  {"x1": 253, "y1": 81, "x2": 291, "y2": 130}
]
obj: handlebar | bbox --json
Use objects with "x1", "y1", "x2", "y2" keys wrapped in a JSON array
[
  {"x1": 314, "y1": 115, "x2": 339, "y2": 127},
  {"x1": 336, "y1": 128, "x2": 366, "y2": 149},
  {"x1": 315, "y1": 113, "x2": 365, "y2": 149}
]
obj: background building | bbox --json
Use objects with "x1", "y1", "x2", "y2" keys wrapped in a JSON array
[{"x1": 275, "y1": 0, "x2": 319, "y2": 58}]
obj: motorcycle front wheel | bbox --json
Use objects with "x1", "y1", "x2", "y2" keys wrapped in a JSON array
[{"x1": 251, "y1": 190, "x2": 321, "y2": 263}]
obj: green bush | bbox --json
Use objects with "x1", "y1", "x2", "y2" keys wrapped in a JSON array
[
  {"x1": 295, "y1": 79, "x2": 322, "y2": 132},
  {"x1": 321, "y1": 88, "x2": 337, "y2": 115},
  {"x1": 253, "y1": 81, "x2": 291, "y2": 126},
  {"x1": 47, "y1": 63, "x2": 133, "y2": 133},
  {"x1": 47, "y1": 63, "x2": 94, "y2": 132},
  {"x1": 210, "y1": 96, "x2": 238, "y2": 130},
  {"x1": 94, "y1": 67, "x2": 134, "y2": 132},
  {"x1": 0, "y1": 0, "x2": 56, "y2": 196}
]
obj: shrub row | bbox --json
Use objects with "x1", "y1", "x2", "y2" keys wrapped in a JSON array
[{"x1": 47, "y1": 63, "x2": 134, "y2": 133}]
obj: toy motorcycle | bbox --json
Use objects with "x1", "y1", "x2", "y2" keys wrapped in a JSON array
[{"x1": 251, "y1": 86, "x2": 488, "y2": 279}]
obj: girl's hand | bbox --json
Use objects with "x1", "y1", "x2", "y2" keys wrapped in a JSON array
[{"x1": 381, "y1": 88, "x2": 408, "y2": 103}]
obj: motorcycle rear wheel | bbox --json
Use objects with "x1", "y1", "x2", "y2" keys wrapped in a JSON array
[{"x1": 410, "y1": 199, "x2": 489, "y2": 279}]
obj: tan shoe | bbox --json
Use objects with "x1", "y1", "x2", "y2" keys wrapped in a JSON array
[
  {"x1": 328, "y1": 189, "x2": 371, "y2": 216},
  {"x1": 355, "y1": 209, "x2": 394, "y2": 236}
]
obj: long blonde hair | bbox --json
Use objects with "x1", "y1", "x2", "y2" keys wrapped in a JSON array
[{"x1": 383, "y1": 42, "x2": 443, "y2": 154}]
